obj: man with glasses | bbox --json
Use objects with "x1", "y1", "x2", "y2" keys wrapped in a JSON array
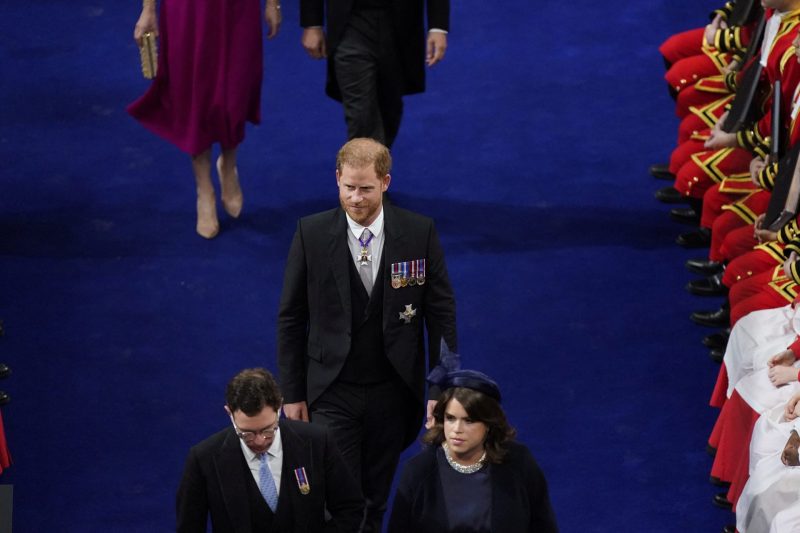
[{"x1": 176, "y1": 368, "x2": 364, "y2": 532}]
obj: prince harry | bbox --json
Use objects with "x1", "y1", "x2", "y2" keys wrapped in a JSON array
[{"x1": 277, "y1": 138, "x2": 458, "y2": 532}]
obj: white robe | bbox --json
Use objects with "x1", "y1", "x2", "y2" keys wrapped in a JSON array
[
  {"x1": 736, "y1": 405, "x2": 800, "y2": 533},
  {"x1": 724, "y1": 304, "x2": 800, "y2": 399}
]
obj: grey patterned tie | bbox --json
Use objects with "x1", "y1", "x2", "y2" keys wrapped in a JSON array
[{"x1": 358, "y1": 229, "x2": 374, "y2": 295}]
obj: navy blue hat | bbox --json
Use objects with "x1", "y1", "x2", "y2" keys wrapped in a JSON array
[{"x1": 426, "y1": 340, "x2": 502, "y2": 403}]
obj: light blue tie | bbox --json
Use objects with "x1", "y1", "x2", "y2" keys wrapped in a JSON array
[{"x1": 258, "y1": 453, "x2": 279, "y2": 512}]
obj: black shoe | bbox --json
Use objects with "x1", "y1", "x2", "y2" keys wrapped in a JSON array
[
  {"x1": 691, "y1": 307, "x2": 730, "y2": 327},
  {"x1": 676, "y1": 227, "x2": 711, "y2": 248},
  {"x1": 0, "y1": 364, "x2": 9, "y2": 379},
  {"x1": 655, "y1": 186, "x2": 687, "y2": 204},
  {"x1": 686, "y1": 258, "x2": 724, "y2": 276},
  {"x1": 703, "y1": 329, "x2": 731, "y2": 349},
  {"x1": 722, "y1": 525, "x2": 736, "y2": 533},
  {"x1": 650, "y1": 163, "x2": 675, "y2": 180},
  {"x1": 709, "y1": 348, "x2": 724, "y2": 363},
  {"x1": 670, "y1": 207, "x2": 701, "y2": 226},
  {"x1": 686, "y1": 272, "x2": 727, "y2": 296},
  {"x1": 713, "y1": 492, "x2": 733, "y2": 510},
  {"x1": 0, "y1": 391, "x2": 9, "y2": 406},
  {"x1": 710, "y1": 475, "x2": 731, "y2": 488}
]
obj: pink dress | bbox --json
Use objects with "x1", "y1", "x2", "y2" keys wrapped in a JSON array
[
  {"x1": 0, "y1": 410, "x2": 10, "y2": 474},
  {"x1": 128, "y1": 0, "x2": 263, "y2": 155}
]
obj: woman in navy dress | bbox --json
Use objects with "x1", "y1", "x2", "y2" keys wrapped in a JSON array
[{"x1": 388, "y1": 357, "x2": 559, "y2": 533}]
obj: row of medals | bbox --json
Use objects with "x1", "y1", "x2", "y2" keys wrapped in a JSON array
[{"x1": 391, "y1": 259, "x2": 426, "y2": 289}]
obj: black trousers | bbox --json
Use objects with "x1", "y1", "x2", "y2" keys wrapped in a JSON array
[
  {"x1": 310, "y1": 376, "x2": 414, "y2": 533},
  {"x1": 333, "y1": 8, "x2": 404, "y2": 148}
]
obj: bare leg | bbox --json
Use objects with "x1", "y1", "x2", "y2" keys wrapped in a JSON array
[
  {"x1": 191, "y1": 149, "x2": 219, "y2": 239},
  {"x1": 217, "y1": 146, "x2": 243, "y2": 218}
]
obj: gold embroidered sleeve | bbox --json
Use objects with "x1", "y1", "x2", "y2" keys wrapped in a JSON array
[
  {"x1": 788, "y1": 260, "x2": 800, "y2": 284},
  {"x1": 715, "y1": 27, "x2": 745, "y2": 52},
  {"x1": 712, "y1": 2, "x2": 735, "y2": 21},
  {"x1": 725, "y1": 71, "x2": 738, "y2": 92},
  {"x1": 784, "y1": 237, "x2": 800, "y2": 258},
  {"x1": 737, "y1": 127, "x2": 770, "y2": 158},
  {"x1": 779, "y1": 221, "x2": 800, "y2": 244},
  {"x1": 757, "y1": 162, "x2": 779, "y2": 191}
]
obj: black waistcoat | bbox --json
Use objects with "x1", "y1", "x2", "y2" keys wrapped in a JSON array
[{"x1": 338, "y1": 255, "x2": 393, "y2": 384}]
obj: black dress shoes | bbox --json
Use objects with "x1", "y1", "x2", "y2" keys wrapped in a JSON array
[
  {"x1": 676, "y1": 227, "x2": 711, "y2": 248},
  {"x1": 687, "y1": 272, "x2": 728, "y2": 296},
  {"x1": 710, "y1": 348, "x2": 724, "y2": 363},
  {"x1": 686, "y1": 258, "x2": 724, "y2": 276},
  {"x1": 703, "y1": 329, "x2": 731, "y2": 349},
  {"x1": 691, "y1": 305, "x2": 730, "y2": 327},
  {"x1": 713, "y1": 492, "x2": 733, "y2": 510},
  {"x1": 655, "y1": 186, "x2": 687, "y2": 204},
  {"x1": 0, "y1": 364, "x2": 10, "y2": 379},
  {"x1": 722, "y1": 525, "x2": 736, "y2": 533},
  {"x1": 0, "y1": 391, "x2": 9, "y2": 406},
  {"x1": 670, "y1": 207, "x2": 701, "y2": 226},
  {"x1": 650, "y1": 163, "x2": 675, "y2": 180},
  {"x1": 691, "y1": 307, "x2": 730, "y2": 327}
]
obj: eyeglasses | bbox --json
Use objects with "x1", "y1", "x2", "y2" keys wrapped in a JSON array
[{"x1": 230, "y1": 418, "x2": 279, "y2": 444}]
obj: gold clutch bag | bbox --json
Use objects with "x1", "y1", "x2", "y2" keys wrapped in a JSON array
[{"x1": 139, "y1": 32, "x2": 158, "y2": 79}]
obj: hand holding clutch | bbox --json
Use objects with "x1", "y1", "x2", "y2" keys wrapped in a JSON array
[{"x1": 139, "y1": 31, "x2": 158, "y2": 79}]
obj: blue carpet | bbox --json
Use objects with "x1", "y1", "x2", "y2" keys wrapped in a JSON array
[{"x1": 0, "y1": 0, "x2": 733, "y2": 531}]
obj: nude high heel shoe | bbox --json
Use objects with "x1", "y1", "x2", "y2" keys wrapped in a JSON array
[
  {"x1": 217, "y1": 157, "x2": 243, "y2": 218},
  {"x1": 196, "y1": 193, "x2": 220, "y2": 239}
]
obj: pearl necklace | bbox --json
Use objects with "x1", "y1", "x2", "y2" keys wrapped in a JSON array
[{"x1": 442, "y1": 442, "x2": 486, "y2": 474}]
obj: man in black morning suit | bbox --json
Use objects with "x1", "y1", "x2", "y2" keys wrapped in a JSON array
[
  {"x1": 299, "y1": 0, "x2": 449, "y2": 147},
  {"x1": 176, "y1": 368, "x2": 363, "y2": 533},
  {"x1": 277, "y1": 138, "x2": 457, "y2": 532}
]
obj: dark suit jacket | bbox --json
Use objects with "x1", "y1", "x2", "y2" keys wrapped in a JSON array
[
  {"x1": 176, "y1": 419, "x2": 364, "y2": 533},
  {"x1": 277, "y1": 205, "x2": 457, "y2": 444},
  {"x1": 387, "y1": 442, "x2": 559, "y2": 533},
  {"x1": 299, "y1": 0, "x2": 450, "y2": 100}
]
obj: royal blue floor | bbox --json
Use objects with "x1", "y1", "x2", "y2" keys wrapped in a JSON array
[{"x1": 0, "y1": 1, "x2": 734, "y2": 531}]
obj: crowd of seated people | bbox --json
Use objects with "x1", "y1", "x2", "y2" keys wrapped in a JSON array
[{"x1": 654, "y1": 2, "x2": 800, "y2": 531}]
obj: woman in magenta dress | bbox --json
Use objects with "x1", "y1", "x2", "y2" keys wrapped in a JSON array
[{"x1": 128, "y1": 0, "x2": 281, "y2": 238}]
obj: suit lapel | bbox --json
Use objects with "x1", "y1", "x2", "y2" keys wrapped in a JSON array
[
  {"x1": 382, "y1": 204, "x2": 406, "y2": 330},
  {"x1": 274, "y1": 421, "x2": 311, "y2": 531},
  {"x1": 328, "y1": 208, "x2": 352, "y2": 321},
  {"x1": 214, "y1": 429, "x2": 253, "y2": 533}
]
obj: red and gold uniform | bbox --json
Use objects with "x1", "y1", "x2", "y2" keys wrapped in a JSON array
[
  {"x1": 701, "y1": 54, "x2": 800, "y2": 278},
  {"x1": 666, "y1": 24, "x2": 756, "y2": 116},
  {"x1": 663, "y1": 2, "x2": 760, "y2": 117},
  {"x1": 671, "y1": 11, "x2": 800, "y2": 205},
  {"x1": 661, "y1": 2, "x2": 741, "y2": 64}
]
